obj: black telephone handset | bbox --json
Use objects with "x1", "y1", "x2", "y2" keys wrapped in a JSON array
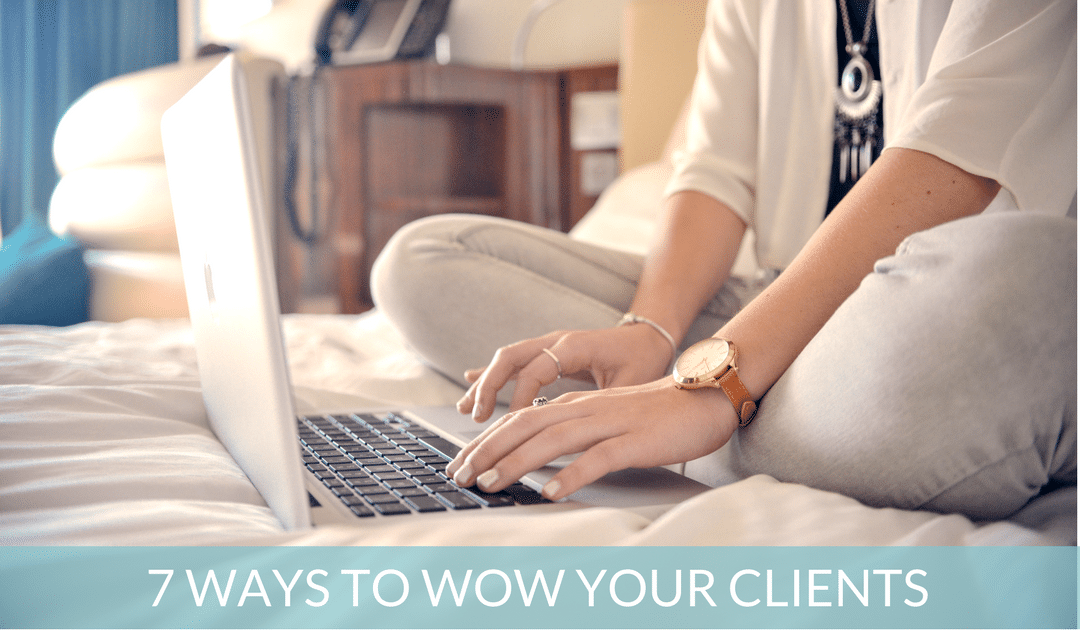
[{"x1": 314, "y1": 0, "x2": 452, "y2": 66}]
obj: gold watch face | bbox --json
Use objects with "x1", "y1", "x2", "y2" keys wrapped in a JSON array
[{"x1": 673, "y1": 337, "x2": 734, "y2": 385}]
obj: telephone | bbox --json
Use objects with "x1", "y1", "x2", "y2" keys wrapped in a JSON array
[
  {"x1": 314, "y1": 0, "x2": 452, "y2": 66},
  {"x1": 286, "y1": 0, "x2": 452, "y2": 245}
]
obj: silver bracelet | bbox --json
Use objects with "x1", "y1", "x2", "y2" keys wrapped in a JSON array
[{"x1": 617, "y1": 312, "x2": 678, "y2": 371}]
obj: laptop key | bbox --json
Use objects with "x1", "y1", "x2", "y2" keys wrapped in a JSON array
[
  {"x1": 349, "y1": 504, "x2": 376, "y2": 517},
  {"x1": 364, "y1": 465, "x2": 396, "y2": 474},
  {"x1": 383, "y1": 478, "x2": 418, "y2": 489},
  {"x1": 415, "y1": 436, "x2": 461, "y2": 459},
  {"x1": 464, "y1": 489, "x2": 517, "y2": 508},
  {"x1": 404, "y1": 494, "x2": 448, "y2": 513},
  {"x1": 436, "y1": 491, "x2": 480, "y2": 510},
  {"x1": 503, "y1": 483, "x2": 550, "y2": 505},
  {"x1": 373, "y1": 501, "x2": 412, "y2": 516},
  {"x1": 339, "y1": 493, "x2": 365, "y2": 506},
  {"x1": 340, "y1": 444, "x2": 373, "y2": 454},
  {"x1": 363, "y1": 492, "x2": 401, "y2": 504}
]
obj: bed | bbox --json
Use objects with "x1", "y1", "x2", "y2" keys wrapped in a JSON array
[
  {"x1": 4, "y1": 0, "x2": 1074, "y2": 551},
  {"x1": 2, "y1": 299, "x2": 1074, "y2": 547}
]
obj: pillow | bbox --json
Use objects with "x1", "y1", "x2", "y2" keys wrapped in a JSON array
[
  {"x1": 0, "y1": 219, "x2": 89, "y2": 326},
  {"x1": 51, "y1": 57, "x2": 223, "y2": 175},
  {"x1": 49, "y1": 164, "x2": 178, "y2": 252}
]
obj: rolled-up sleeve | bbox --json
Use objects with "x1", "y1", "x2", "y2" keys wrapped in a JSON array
[
  {"x1": 888, "y1": 0, "x2": 1077, "y2": 216},
  {"x1": 665, "y1": 0, "x2": 760, "y2": 226}
]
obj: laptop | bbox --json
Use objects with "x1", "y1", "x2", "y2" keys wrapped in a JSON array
[{"x1": 161, "y1": 54, "x2": 708, "y2": 531}]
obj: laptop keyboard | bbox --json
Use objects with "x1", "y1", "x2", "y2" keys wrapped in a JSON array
[{"x1": 298, "y1": 412, "x2": 547, "y2": 517}]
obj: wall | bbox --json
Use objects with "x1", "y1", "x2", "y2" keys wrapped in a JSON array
[{"x1": 184, "y1": 0, "x2": 627, "y2": 74}]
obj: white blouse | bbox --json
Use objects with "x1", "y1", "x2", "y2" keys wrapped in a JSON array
[{"x1": 666, "y1": 0, "x2": 1077, "y2": 271}]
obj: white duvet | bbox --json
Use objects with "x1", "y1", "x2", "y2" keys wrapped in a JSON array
[{"x1": 0, "y1": 313, "x2": 1073, "y2": 547}]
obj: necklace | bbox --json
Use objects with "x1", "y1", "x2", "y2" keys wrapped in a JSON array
[{"x1": 834, "y1": 0, "x2": 881, "y2": 184}]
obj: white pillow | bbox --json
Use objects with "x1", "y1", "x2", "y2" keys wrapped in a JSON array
[
  {"x1": 570, "y1": 161, "x2": 671, "y2": 256},
  {"x1": 49, "y1": 164, "x2": 178, "y2": 252},
  {"x1": 83, "y1": 250, "x2": 188, "y2": 321},
  {"x1": 571, "y1": 161, "x2": 760, "y2": 278},
  {"x1": 52, "y1": 57, "x2": 223, "y2": 175}
]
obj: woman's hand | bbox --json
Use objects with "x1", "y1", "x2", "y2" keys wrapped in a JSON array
[
  {"x1": 447, "y1": 378, "x2": 738, "y2": 500},
  {"x1": 456, "y1": 323, "x2": 676, "y2": 422}
]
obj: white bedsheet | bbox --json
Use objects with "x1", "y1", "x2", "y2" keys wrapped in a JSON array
[{"x1": 1, "y1": 313, "x2": 1074, "y2": 546}]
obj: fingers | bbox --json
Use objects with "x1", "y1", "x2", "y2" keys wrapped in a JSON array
[
  {"x1": 446, "y1": 392, "x2": 586, "y2": 479},
  {"x1": 452, "y1": 325, "x2": 663, "y2": 424},
  {"x1": 454, "y1": 338, "x2": 543, "y2": 420},
  {"x1": 537, "y1": 435, "x2": 640, "y2": 500},
  {"x1": 447, "y1": 380, "x2": 739, "y2": 503},
  {"x1": 448, "y1": 392, "x2": 623, "y2": 495},
  {"x1": 473, "y1": 344, "x2": 560, "y2": 421},
  {"x1": 456, "y1": 333, "x2": 573, "y2": 422}
]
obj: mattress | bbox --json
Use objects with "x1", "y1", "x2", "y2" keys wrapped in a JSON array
[{"x1": 1, "y1": 312, "x2": 1074, "y2": 547}]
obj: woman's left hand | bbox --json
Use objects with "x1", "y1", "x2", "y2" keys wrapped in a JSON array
[{"x1": 445, "y1": 378, "x2": 739, "y2": 500}]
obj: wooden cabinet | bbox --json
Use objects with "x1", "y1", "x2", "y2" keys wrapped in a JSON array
[{"x1": 310, "y1": 60, "x2": 617, "y2": 314}]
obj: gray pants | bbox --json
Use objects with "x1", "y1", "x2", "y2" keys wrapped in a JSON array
[{"x1": 371, "y1": 211, "x2": 1077, "y2": 520}]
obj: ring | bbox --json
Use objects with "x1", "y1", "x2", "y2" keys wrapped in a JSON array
[
  {"x1": 541, "y1": 348, "x2": 563, "y2": 379},
  {"x1": 532, "y1": 397, "x2": 549, "y2": 406}
]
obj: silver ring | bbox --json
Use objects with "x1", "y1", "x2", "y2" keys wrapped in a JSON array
[
  {"x1": 541, "y1": 348, "x2": 562, "y2": 379},
  {"x1": 532, "y1": 396, "x2": 549, "y2": 406}
]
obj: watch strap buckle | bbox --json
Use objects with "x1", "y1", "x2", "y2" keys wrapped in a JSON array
[{"x1": 718, "y1": 367, "x2": 757, "y2": 427}]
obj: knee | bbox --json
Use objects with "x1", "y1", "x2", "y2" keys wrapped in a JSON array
[
  {"x1": 370, "y1": 214, "x2": 469, "y2": 315},
  {"x1": 868, "y1": 213, "x2": 1077, "y2": 498},
  {"x1": 869, "y1": 212, "x2": 1076, "y2": 364},
  {"x1": 734, "y1": 212, "x2": 1077, "y2": 520},
  {"x1": 885, "y1": 212, "x2": 1076, "y2": 318}
]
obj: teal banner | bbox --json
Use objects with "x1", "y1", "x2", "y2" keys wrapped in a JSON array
[{"x1": 0, "y1": 546, "x2": 1075, "y2": 629}]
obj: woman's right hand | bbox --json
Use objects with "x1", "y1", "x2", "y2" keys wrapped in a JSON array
[{"x1": 456, "y1": 322, "x2": 676, "y2": 423}]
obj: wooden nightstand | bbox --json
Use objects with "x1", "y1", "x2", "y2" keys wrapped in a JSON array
[{"x1": 279, "y1": 60, "x2": 617, "y2": 314}]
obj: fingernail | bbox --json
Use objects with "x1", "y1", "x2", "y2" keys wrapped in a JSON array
[
  {"x1": 452, "y1": 463, "x2": 473, "y2": 486},
  {"x1": 542, "y1": 479, "x2": 561, "y2": 499},
  {"x1": 476, "y1": 469, "x2": 499, "y2": 490},
  {"x1": 472, "y1": 401, "x2": 484, "y2": 421}
]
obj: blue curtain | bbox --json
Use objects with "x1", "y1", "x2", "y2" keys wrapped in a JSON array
[{"x1": 0, "y1": 0, "x2": 178, "y2": 325}]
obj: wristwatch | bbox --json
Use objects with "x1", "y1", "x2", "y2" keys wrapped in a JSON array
[{"x1": 672, "y1": 337, "x2": 758, "y2": 427}]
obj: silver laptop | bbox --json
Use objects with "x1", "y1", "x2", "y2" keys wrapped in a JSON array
[{"x1": 161, "y1": 54, "x2": 707, "y2": 531}]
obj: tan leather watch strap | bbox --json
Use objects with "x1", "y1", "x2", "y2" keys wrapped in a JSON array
[{"x1": 718, "y1": 368, "x2": 757, "y2": 427}]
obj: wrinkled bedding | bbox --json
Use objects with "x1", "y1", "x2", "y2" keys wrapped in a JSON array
[{"x1": 1, "y1": 313, "x2": 1074, "y2": 546}]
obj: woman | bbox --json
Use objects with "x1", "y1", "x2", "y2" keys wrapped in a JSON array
[{"x1": 372, "y1": 0, "x2": 1076, "y2": 521}]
